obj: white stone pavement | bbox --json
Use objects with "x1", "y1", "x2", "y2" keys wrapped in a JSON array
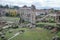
[{"x1": 8, "y1": 32, "x2": 20, "y2": 40}]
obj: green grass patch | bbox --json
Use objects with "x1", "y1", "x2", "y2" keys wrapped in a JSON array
[
  {"x1": 8, "y1": 28, "x2": 55, "y2": 40},
  {"x1": 0, "y1": 17, "x2": 20, "y2": 23},
  {"x1": 36, "y1": 22, "x2": 56, "y2": 27}
]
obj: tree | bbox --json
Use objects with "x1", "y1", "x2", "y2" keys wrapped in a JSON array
[
  {"x1": 23, "y1": 5, "x2": 27, "y2": 8},
  {"x1": 0, "y1": 5, "x2": 3, "y2": 8},
  {"x1": 4, "y1": 5, "x2": 9, "y2": 8},
  {"x1": 9, "y1": 10, "x2": 17, "y2": 17},
  {"x1": 0, "y1": 13, "x2": 1, "y2": 17},
  {"x1": 13, "y1": 6, "x2": 19, "y2": 9},
  {"x1": 31, "y1": 5, "x2": 36, "y2": 10},
  {"x1": 54, "y1": 10, "x2": 59, "y2": 12},
  {"x1": 16, "y1": 14, "x2": 20, "y2": 17},
  {"x1": 5, "y1": 13, "x2": 10, "y2": 16},
  {"x1": 50, "y1": 8, "x2": 55, "y2": 13}
]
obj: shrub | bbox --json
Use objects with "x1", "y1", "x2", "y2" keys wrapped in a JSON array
[
  {"x1": 36, "y1": 24, "x2": 45, "y2": 28},
  {"x1": 49, "y1": 19, "x2": 55, "y2": 23},
  {"x1": 0, "y1": 28, "x2": 3, "y2": 31}
]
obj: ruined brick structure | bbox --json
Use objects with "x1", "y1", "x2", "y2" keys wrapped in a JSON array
[{"x1": 56, "y1": 12, "x2": 60, "y2": 24}]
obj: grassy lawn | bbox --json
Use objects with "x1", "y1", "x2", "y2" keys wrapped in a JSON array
[
  {"x1": 1, "y1": 24, "x2": 59, "y2": 40},
  {"x1": 4, "y1": 28, "x2": 55, "y2": 40},
  {"x1": 0, "y1": 17, "x2": 20, "y2": 23},
  {"x1": 37, "y1": 22, "x2": 56, "y2": 26},
  {"x1": 5, "y1": 28, "x2": 29, "y2": 39}
]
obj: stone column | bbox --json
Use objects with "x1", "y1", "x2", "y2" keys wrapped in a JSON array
[{"x1": 30, "y1": 10, "x2": 36, "y2": 28}]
